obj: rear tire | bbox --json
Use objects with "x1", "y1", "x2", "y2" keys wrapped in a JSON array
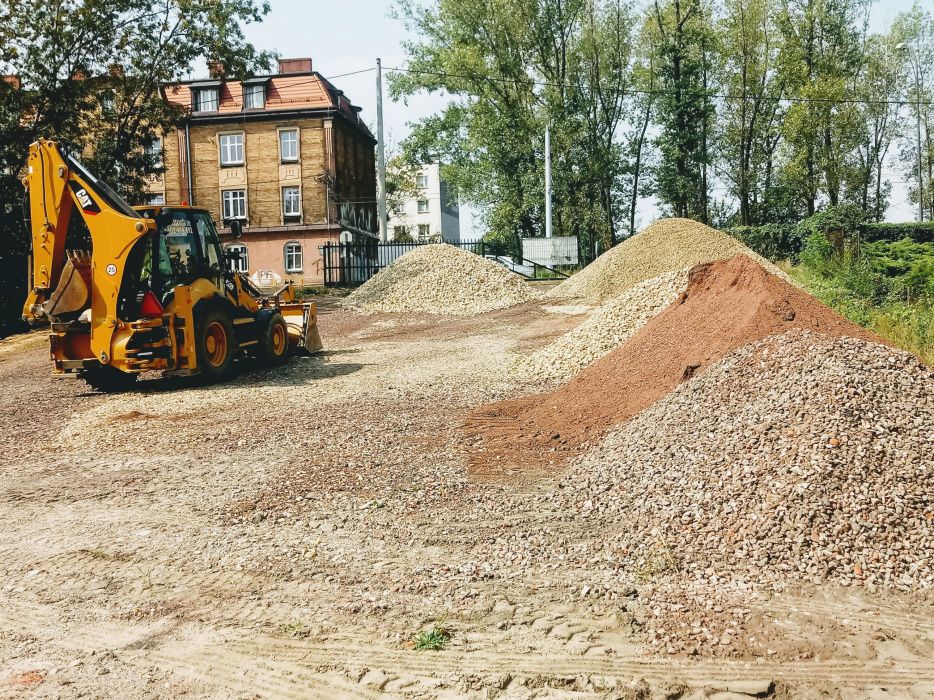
[
  {"x1": 79, "y1": 365, "x2": 138, "y2": 393},
  {"x1": 256, "y1": 312, "x2": 291, "y2": 367},
  {"x1": 196, "y1": 307, "x2": 236, "y2": 381}
]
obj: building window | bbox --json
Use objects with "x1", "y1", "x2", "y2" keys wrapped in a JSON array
[
  {"x1": 416, "y1": 173, "x2": 429, "y2": 189},
  {"x1": 284, "y1": 242, "x2": 303, "y2": 272},
  {"x1": 418, "y1": 224, "x2": 431, "y2": 239},
  {"x1": 279, "y1": 129, "x2": 299, "y2": 162},
  {"x1": 417, "y1": 200, "x2": 429, "y2": 214},
  {"x1": 243, "y1": 83, "x2": 264, "y2": 109},
  {"x1": 219, "y1": 133, "x2": 244, "y2": 166},
  {"x1": 222, "y1": 189, "x2": 246, "y2": 221},
  {"x1": 194, "y1": 88, "x2": 219, "y2": 113},
  {"x1": 282, "y1": 186, "x2": 301, "y2": 221},
  {"x1": 145, "y1": 137, "x2": 163, "y2": 167},
  {"x1": 226, "y1": 243, "x2": 248, "y2": 273},
  {"x1": 146, "y1": 193, "x2": 165, "y2": 205}
]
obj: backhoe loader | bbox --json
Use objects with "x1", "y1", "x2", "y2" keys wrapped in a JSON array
[{"x1": 21, "y1": 138, "x2": 322, "y2": 391}]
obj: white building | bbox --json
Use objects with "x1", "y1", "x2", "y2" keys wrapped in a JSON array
[{"x1": 389, "y1": 162, "x2": 460, "y2": 244}]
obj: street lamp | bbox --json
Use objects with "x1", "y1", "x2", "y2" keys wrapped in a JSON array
[{"x1": 897, "y1": 42, "x2": 925, "y2": 222}]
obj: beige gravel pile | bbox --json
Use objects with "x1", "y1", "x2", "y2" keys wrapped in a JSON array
[
  {"x1": 548, "y1": 218, "x2": 786, "y2": 303},
  {"x1": 559, "y1": 330, "x2": 934, "y2": 591},
  {"x1": 516, "y1": 269, "x2": 690, "y2": 382},
  {"x1": 346, "y1": 244, "x2": 540, "y2": 315}
]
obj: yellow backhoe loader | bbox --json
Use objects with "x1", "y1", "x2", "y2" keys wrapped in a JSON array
[{"x1": 21, "y1": 138, "x2": 322, "y2": 391}]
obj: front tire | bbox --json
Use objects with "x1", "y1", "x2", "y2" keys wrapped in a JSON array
[
  {"x1": 79, "y1": 365, "x2": 138, "y2": 393},
  {"x1": 196, "y1": 307, "x2": 236, "y2": 381},
  {"x1": 256, "y1": 311, "x2": 291, "y2": 367}
]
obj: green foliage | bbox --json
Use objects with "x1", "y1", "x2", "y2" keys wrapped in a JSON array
[
  {"x1": 798, "y1": 203, "x2": 867, "y2": 238},
  {"x1": 728, "y1": 224, "x2": 804, "y2": 262},
  {"x1": 0, "y1": 0, "x2": 272, "y2": 335},
  {"x1": 793, "y1": 228, "x2": 934, "y2": 363},
  {"x1": 413, "y1": 624, "x2": 451, "y2": 651},
  {"x1": 861, "y1": 222, "x2": 934, "y2": 244}
]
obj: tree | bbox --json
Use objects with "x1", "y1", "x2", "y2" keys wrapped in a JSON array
[
  {"x1": 0, "y1": 0, "x2": 272, "y2": 335},
  {"x1": 649, "y1": 0, "x2": 716, "y2": 222},
  {"x1": 716, "y1": 0, "x2": 786, "y2": 225},
  {"x1": 893, "y1": 4, "x2": 934, "y2": 222},
  {"x1": 391, "y1": 0, "x2": 635, "y2": 257}
]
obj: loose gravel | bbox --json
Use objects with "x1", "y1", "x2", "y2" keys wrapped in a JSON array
[
  {"x1": 548, "y1": 218, "x2": 787, "y2": 303},
  {"x1": 559, "y1": 330, "x2": 934, "y2": 591},
  {"x1": 346, "y1": 244, "x2": 540, "y2": 315},
  {"x1": 517, "y1": 269, "x2": 690, "y2": 382}
]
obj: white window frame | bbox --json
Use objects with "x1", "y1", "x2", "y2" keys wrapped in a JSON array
[
  {"x1": 416, "y1": 173, "x2": 429, "y2": 189},
  {"x1": 222, "y1": 189, "x2": 247, "y2": 221},
  {"x1": 145, "y1": 137, "x2": 163, "y2": 167},
  {"x1": 194, "y1": 88, "x2": 219, "y2": 113},
  {"x1": 279, "y1": 128, "x2": 299, "y2": 163},
  {"x1": 226, "y1": 243, "x2": 249, "y2": 273},
  {"x1": 417, "y1": 199, "x2": 429, "y2": 214},
  {"x1": 282, "y1": 186, "x2": 301, "y2": 220},
  {"x1": 284, "y1": 241, "x2": 303, "y2": 273},
  {"x1": 146, "y1": 193, "x2": 165, "y2": 205},
  {"x1": 243, "y1": 83, "x2": 265, "y2": 109},
  {"x1": 418, "y1": 224, "x2": 431, "y2": 239},
  {"x1": 219, "y1": 132, "x2": 244, "y2": 166}
]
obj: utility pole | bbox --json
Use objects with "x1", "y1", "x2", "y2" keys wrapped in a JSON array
[
  {"x1": 544, "y1": 124, "x2": 553, "y2": 239},
  {"x1": 376, "y1": 58, "x2": 388, "y2": 241}
]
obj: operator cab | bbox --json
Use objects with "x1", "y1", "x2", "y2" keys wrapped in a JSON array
[{"x1": 133, "y1": 206, "x2": 229, "y2": 309}]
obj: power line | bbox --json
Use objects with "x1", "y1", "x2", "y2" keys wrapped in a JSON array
[{"x1": 383, "y1": 65, "x2": 934, "y2": 109}]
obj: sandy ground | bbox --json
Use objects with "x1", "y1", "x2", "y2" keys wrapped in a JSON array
[{"x1": 1, "y1": 299, "x2": 933, "y2": 699}]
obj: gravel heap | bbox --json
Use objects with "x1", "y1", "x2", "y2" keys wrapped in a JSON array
[
  {"x1": 346, "y1": 244, "x2": 540, "y2": 315},
  {"x1": 562, "y1": 330, "x2": 934, "y2": 590},
  {"x1": 548, "y1": 218, "x2": 786, "y2": 303},
  {"x1": 516, "y1": 269, "x2": 690, "y2": 382}
]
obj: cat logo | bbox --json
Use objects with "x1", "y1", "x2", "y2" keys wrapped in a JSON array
[{"x1": 68, "y1": 181, "x2": 101, "y2": 215}]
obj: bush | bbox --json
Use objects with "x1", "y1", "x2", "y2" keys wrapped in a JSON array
[
  {"x1": 861, "y1": 222, "x2": 934, "y2": 244},
  {"x1": 728, "y1": 224, "x2": 805, "y2": 263}
]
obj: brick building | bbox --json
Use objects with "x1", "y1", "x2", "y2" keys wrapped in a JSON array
[{"x1": 154, "y1": 58, "x2": 377, "y2": 285}]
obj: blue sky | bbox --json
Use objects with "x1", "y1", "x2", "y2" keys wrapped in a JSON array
[{"x1": 241, "y1": 0, "x2": 924, "y2": 235}]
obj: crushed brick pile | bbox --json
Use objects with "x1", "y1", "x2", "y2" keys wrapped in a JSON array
[
  {"x1": 548, "y1": 218, "x2": 787, "y2": 303},
  {"x1": 346, "y1": 244, "x2": 540, "y2": 316},
  {"x1": 516, "y1": 269, "x2": 690, "y2": 382},
  {"x1": 559, "y1": 330, "x2": 934, "y2": 590},
  {"x1": 464, "y1": 254, "x2": 878, "y2": 473}
]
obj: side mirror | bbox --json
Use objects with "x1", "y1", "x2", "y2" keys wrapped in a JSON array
[{"x1": 227, "y1": 219, "x2": 243, "y2": 239}]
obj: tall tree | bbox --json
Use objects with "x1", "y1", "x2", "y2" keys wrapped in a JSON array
[
  {"x1": 0, "y1": 0, "x2": 272, "y2": 334},
  {"x1": 716, "y1": 0, "x2": 786, "y2": 225},
  {"x1": 893, "y1": 4, "x2": 934, "y2": 222},
  {"x1": 649, "y1": 0, "x2": 716, "y2": 222}
]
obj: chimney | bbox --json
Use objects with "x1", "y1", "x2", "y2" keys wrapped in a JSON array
[
  {"x1": 278, "y1": 58, "x2": 313, "y2": 75},
  {"x1": 108, "y1": 64, "x2": 124, "y2": 78},
  {"x1": 208, "y1": 60, "x2": 226, "y2": 79},
  {"x1": 2, "y1": 75, "x2": 20, "y2": 90}
]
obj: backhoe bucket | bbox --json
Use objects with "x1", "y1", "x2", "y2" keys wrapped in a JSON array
[
  {"x1": 281, "y1": 302, "x2": 323, "y2": 354},
  {"x1": 42, "y1": 251, "x2": 91, "y2": 323}
]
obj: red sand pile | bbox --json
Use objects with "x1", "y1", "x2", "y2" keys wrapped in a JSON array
[{"x1": 464, "y1": 254, "x2": 881, "y2": 475}]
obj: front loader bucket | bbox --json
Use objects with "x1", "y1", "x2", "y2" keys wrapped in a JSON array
[{"x1": 280, "y1": 302, "x2": 323, "y2": 355}]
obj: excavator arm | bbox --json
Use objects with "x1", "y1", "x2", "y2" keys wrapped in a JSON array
[{"x1": 22, "y1": 139, "x2": 156, "y2": 364}]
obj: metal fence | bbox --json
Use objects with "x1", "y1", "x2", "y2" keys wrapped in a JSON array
[{"x1": 319, "y1": 240, "x2": 569, "y2": 287}]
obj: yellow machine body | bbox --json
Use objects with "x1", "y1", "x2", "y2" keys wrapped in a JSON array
[{"x1": 21, "y1": 139, "x2": 321, "y2": 389}]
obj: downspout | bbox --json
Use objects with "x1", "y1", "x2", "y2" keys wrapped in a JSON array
[{"x1": 185, "y1": 121, "x2": 195, "y2": 206}]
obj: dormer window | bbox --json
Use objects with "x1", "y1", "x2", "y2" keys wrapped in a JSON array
[
  {"x1": 243, "y1": 83, "x2": 264, "y2": 109},
  {"x1": 194, "y1": 87, "x2": 219, "y2": 112}
]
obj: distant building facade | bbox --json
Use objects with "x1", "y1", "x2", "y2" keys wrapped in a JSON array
[
  {"x1": 155, "y1": 57, "x2": 377, "y2": 285},
  {"x1": 389, "y1": 162, "x2": 460, "y2": 244}
]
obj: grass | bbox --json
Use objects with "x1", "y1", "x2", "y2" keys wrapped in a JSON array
[
  {"x1": 413, "y1": 624, "x2": 451, "y2": 651},
  {"x1": 278, "y1": 622, "x2": 312, "y2": 639},
  {"x1": 788, "y1": 264, "x2": 934, "y2": 365}
]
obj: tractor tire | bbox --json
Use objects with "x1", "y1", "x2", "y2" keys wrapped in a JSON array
[
  {"x1": 195, "y1": 307, "x2": 236, "y2": 381},
  {"x1": 256, "y1": 311, "x2": 291, "y2": 367},
  {"x1": 79, "y1": 365, "x2": 138, "y2": 393}
]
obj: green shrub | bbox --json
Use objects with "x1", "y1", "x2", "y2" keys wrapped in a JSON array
[{"x1": 728, "y1": 223, "x2": 805, "y2": 262}]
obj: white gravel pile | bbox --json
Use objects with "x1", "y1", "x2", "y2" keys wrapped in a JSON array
[
  {"x1": 560, "y1": 330, "x2": 934, "y2": 591},
  {"x1": 548, "y1": 218, "x2": 787, "y2": 303},
  {"x1": 346, "y1": 244, "x2": 540, "y2": 316},
  {"x1": 517, "y1": 269, "x2": 690, "y2": 382}
]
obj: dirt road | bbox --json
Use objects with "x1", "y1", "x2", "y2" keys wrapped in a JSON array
[{"x1": 1, "y1": 300, "x2": 932, "y2": 699}]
